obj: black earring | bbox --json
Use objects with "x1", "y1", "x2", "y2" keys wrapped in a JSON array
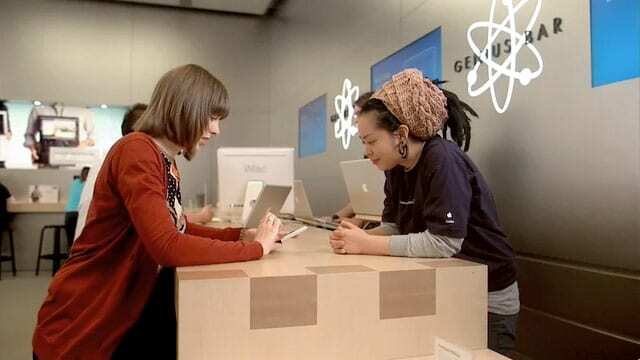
[{"x1": 398, "y1": 139, "x2": 408, "y2": 159}]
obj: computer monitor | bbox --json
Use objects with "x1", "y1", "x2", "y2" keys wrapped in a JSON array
[
  {"x1": 217, "y1": 147, "x2": 295, "y2": 215},
  {"x1": 38, "y1": 116, "x2": 79, "y2": 145}
]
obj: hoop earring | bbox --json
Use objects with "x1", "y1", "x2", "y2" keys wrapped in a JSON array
[{"x1": 398, "y1": 140, "x2": 408, "y2": 160}]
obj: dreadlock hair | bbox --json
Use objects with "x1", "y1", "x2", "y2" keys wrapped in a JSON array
[{"x1": 433, "y1": 80, "x2": 477, "y2": 152}]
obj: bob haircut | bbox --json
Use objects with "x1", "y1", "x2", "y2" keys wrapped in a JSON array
[{"x1": 134, "y1": 64, "x2": 229, "y2": 160}]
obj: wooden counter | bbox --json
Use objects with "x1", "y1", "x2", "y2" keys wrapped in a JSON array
[
  {"x1": 177, "y1": 225, "x2": 489, "y2": 359},
  {"x1": 7, "y1": 201, "x2": 66, "y2": 213}
]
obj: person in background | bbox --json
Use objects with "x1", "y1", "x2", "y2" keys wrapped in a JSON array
[
  {"x1": 329, "y1": 69, "x2": 519, "y2": 357},
  {"x1": 0, "y1": 180, "x2": 13, "y2": 231},
  {"x1": 33, "y1": 64, "x2": 283, "y2": 360},
  {"x1": 64, "y1": 167, "x2": 89, "y2": 247},
  {"x1": 333, "y1": 91, "x2": 374, "y2": 228},
  {"x1": 23, "y1": 102, "x2": 95, "y2": 166},
  {"x1": 186, "y1": 204, "x2": 214, "y2": 224},
  {"x1": 74, "y1": 103, "x2": 145, "y2": 240}
]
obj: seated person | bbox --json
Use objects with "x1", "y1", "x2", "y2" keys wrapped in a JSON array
[
  {"x1": 332, "y1": 91, "x2": 375, "y2": 229},
  {"x1": 185, "y1": 204, "x2": 214, "y2": 224}
]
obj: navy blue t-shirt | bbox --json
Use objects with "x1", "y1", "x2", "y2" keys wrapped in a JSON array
[{"x1": 382, "y1": 135, "x2": 516, "y2": 291}]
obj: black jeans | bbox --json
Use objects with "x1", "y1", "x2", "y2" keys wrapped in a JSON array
[
  {"x1": 112, "y1": 267, "x2": 177, "y2": 359},
  {"x1": 64, "y1": 211, "x2": 78, "y2": 249},
  {"x1": 488, "y1": 312, "x2": 518, "y2": 358}
]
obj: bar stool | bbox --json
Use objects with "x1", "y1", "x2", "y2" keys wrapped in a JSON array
[
  {"x1": 36, "y1": 225, "x2": 69, "y2": 276},
  {"x1": 0, "y1": 225, "x2": 17, "y2": 280}
]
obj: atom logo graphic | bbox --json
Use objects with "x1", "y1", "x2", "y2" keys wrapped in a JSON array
[
  {"x1": 334, "y1": 78, "x2": 359, "y2": 150},
  {"x1": 467, "y1": 0, "x2": 544, "y2": 114}
]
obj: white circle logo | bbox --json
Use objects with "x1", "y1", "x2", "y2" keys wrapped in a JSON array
[{"x1": 466, "y1": 0, "x2": 544, "y2": 114}]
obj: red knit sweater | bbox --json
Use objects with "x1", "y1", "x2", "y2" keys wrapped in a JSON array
[{"x1": 32, "y1": 133, "x2": 263, "y2": 359}]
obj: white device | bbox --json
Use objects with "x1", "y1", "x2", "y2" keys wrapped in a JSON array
[
  {"x1": 281, "y1": 225, "x2": 308, "y2": 242},
  {"x1": 244, "y1": 185, "x2": 292, "y2": 228},
  {"x1": 241, "y1": 180, "x2": 264, "y2": 225},
  {"x1": 434, "y1": 337, "x2": 473, "y2": 360},
  {"x1": 217, "y1": 147, "x2": 295, "y2": 214},
  {"x1": 339, "y1": 159, "x2": 386, "y2": 219}
]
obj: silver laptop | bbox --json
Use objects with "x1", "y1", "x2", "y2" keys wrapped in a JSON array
[
  {"x1": 339, "y1": 159, "x2": 386, "y2": 220},
  {"x1": 293, "y1": 180, "x2": 338, "y2": 230},
  {"x1": 244, "y1": 185, "x2": 292, "y2": 228}
]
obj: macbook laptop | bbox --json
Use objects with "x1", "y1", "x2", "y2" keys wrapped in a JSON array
[
  {"x1": 339, "y1": 159, "x2": 386, "y2": 221},
  {"x1": 293, "y1": 180, "x2": 339, "y2": 230}
]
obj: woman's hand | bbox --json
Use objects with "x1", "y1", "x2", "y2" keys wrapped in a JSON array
[
  {"x1": 244, "y1": 227, "x2": 288, "y2": 242},
  {"x1": 329, "y1": 221, "x2": 371, "y2": 255},
  {"x1": 253, "y1": 212, "x2": 282, "y2": 255}
]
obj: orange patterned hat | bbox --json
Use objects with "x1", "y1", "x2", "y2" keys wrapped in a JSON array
[{"x1": 372, "y1": 68, "x2": 448, "y2": 140}]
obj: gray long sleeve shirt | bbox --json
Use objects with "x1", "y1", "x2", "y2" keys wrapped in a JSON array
[{"x1": 378, "y1": 222, "x2": 519, "y2": 315}]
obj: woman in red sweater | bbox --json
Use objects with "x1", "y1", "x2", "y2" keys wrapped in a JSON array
[{"x1": 32, "y1": 64, "x2": 282, "y2": 360}]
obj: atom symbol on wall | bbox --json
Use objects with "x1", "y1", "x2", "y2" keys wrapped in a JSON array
[
  {"x1": 334, "y1": 78, "x2": 359, "y2": 150},
  {"x1": 467, "y1": 0, "x2": 544, "y2": 114}
]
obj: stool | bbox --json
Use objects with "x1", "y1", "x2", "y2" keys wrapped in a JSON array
[
  {"x1": 0, "y1": 226, "x2": 17, "y2": 280},
  {"x1": 36, "y1": 225, "x2": 69, "y2": 276}
]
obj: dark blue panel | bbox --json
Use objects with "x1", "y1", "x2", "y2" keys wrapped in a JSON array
[{"x1": 298, "y1": 94, "x2": 327, "y2": 158}]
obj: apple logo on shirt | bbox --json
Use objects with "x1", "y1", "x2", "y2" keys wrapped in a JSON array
[{"x1": 446, "y1": 212, "x2": 455, "y2": 224}]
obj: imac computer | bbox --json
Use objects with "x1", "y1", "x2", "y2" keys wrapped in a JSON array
[{"x1": 217, "y1": 147, "x2": 295, "y2": 216}]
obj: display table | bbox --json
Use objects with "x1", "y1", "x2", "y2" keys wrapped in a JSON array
[
  {"x1": 177, "y1": 225, "x2": 489, "y2": 359},
  {"x1": 7, "y1": 201, "x2": 66, "y2": 213},
  {"x1": 5, "y1": 201, "x2": 67, "y2": 272}
]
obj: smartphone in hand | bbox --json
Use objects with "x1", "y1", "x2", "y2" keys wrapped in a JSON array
[{"x1": 277, "y1": 226, "x2": 309, "y2": 243}]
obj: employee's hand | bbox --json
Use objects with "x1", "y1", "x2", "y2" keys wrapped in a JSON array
[
  {"x1": 254, "y1": 212, "x2": 281, "y2": 255},
  {"x1": 329, "y1": 221, "x2": 370, "y2": 255}
]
